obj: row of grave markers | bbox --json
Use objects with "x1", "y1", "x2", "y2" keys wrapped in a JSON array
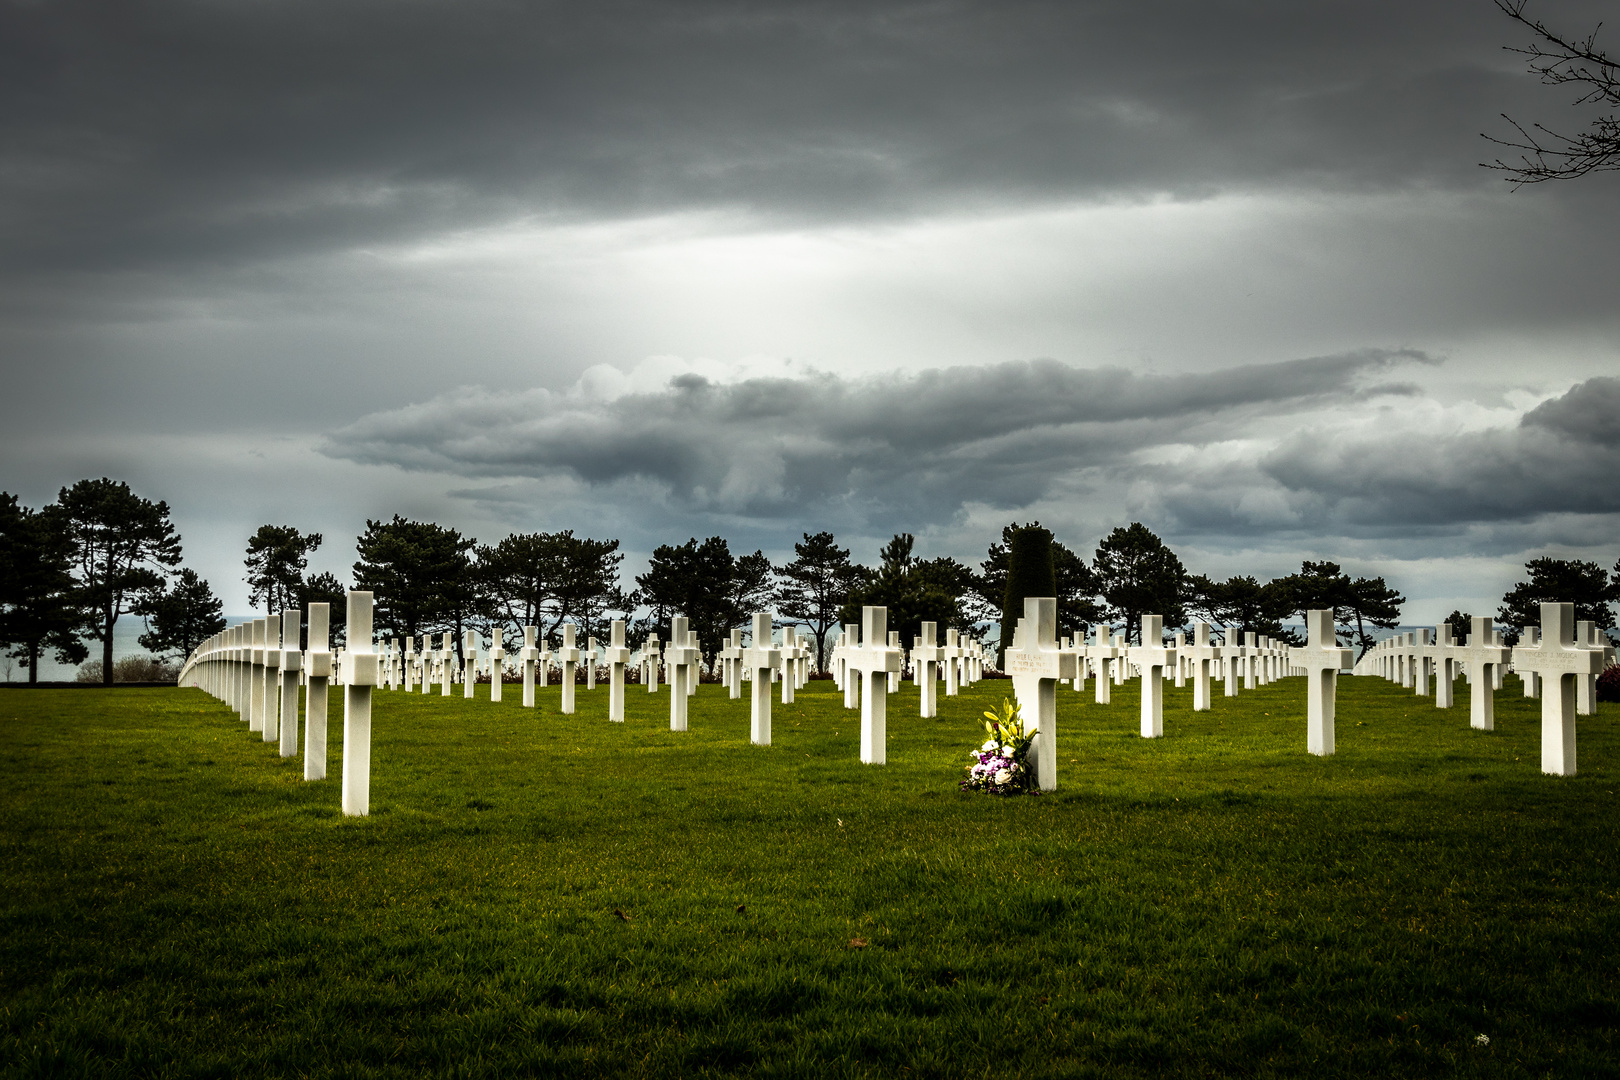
[
  {"x1": 1354, "y1": 612, "x2": 1614, "y2": 775},
  {"x1": 178, "y1": 595, "x2": 1611, "y2": 816}
]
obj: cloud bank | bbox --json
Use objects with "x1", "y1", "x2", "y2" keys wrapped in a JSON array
[{"x1": 321, "y1": 356, "x2": 1620, "y2": 549}]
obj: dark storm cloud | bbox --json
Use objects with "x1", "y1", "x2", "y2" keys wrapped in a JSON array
[
  {"x1": 1225, "y1": 377, "x2": 1620, "y2": 531},
  {"x1": 320, "y1": 349, "x2": 1424, "y2": 527},
  {"x1": 0, "y1": 0, "x2": 1593, "y2": 275}
]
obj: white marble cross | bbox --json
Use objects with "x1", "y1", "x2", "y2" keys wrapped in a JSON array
[
  {"x1": 1185, "y1": 622, "x2": 1222, "y2": 711},
  {"x1": 913, "y1": 621, "x2": 944, "y2": 718},
  {"x1": 585, "y1": 635, "x2": 598, "y2": 692},
  {"x1": 846, "y1": 607, "x2": 902, "y2": 764},
  {"x1": 839, "y1": 622, "x2": 860, "y2": 709},
  {"x1": 1576, "y1": 620, "x2": 1611, "y2": 716},
  {"x1": 305, "y1": 603, "x2": 332, "y2": 780},
  {"x1": 278, "y1": 609, "x2": 301, "y2": 757},
  {"x1": 520, "y1": 625, "x2": 538, "y2": 707},
  {"x1": 440, "y1": 632, "x2": 456, "y2": 696},
  {"x1": 463, "y1": 629, "x2": 478, "y2": 700},
  {"x1": 779, "y1": 626, "x2": 798, "y2": 704},
  {"x1": 942, "y1": 629, "x2": 962, "y2": 696},
  {"x1": 1458, "y1": 617, "x2": 1511, "y2": 731},
  {"x1": 742, "y1": 612, "x2": 781, "y2": 745},
  {"x1": 666, "y1": 617, "x2": 697, "y2": 731},
  {"x1": 1519, "y1": 626, "x2": 1540, "y2": 697},
  {"x1": 724, "y1": 628, "x2": 744, "y2": 699},
  {"x1": 559, "y1": 624, "x2": 580, "y2": 714},
  {"x1": 262, "y1": 615, "x2": 283, "y2": 744},
  {"x1": 342, "y1": 591, "x2": 378, "y2": 816},
  {"x1": 1512, "y1": 602, "x2": 1605, "y2": 776},
  {"x1": 1422, "y1": 624, "x2": 1457, "y2": 708},
  {"x1": 489, "y1": 633, "x2": 505, "y2": 703},
  {"x1": 1298, "y1": 609, "x2": 1353, "y2": 756},
  {"x1": 603, "y1": 619, "x2": 631, "y2": 722},
  {"x1": 1172, "y1": 631, "x2": 1187, "y2": 688},
  {"x1": 887, "y1": 632, "x2": 902, "y2": 692},
  {"x1": 1136, "y1": 616, "x2": 1176, "y2": 738},
  {"x1": 641, "y1": 634, "x2": 661, "y2": 692},
  {"x1": 1411, "y1": 628, "x2": 1432, "y2": 696},
  {"x1": 1088, "y1": 625, "x2": 1118, "y2": 704},
  {"x1": 1004, "y1": 597, "x2": 1077, "y2": 791},
  {"x1": 537, "y1": 635, "x2": 551, "y2": 688}
]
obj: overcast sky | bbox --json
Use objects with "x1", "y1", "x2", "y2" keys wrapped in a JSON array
[{"x1": 2, "y1": 0, "x2": 1617, "y2": 624}]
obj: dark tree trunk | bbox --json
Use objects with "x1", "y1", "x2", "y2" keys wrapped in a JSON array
[
  {"x1": 27, "y1": 642, "x2": 40, "y2": 685},
  {"x1": 102, "y1": 614, "x2": 115, "y2": 685}
]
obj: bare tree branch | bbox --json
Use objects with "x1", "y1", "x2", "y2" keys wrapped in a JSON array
[{"x1": 1483, "y1": 0, "x2": 1620, "y2": 183}]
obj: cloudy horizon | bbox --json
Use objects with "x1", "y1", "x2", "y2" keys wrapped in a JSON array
[{"x1": 3, "y1": 0, "x2": 1616, "y2": 625}]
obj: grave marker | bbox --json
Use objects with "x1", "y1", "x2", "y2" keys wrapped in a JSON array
[
  {"x1": 913, "y1": 621, "x2": 943, "y2": 718},
  {"x1": 1004, "y1": 597, "x2": 1076, "y2": 791},
  {"x1": 1513, "y1": 602, "x2": 1605, "y2": 776},
  {"x1": 1185, "y1": 622, "x2": 1222, "y2": 711},
  {"x1": 742, "y1": 612, "x2": 781, "y2": 745},
  {"x1": 1459, "y1": 617, "x2": 1511, "y2": 731},
  {"x1": 305, "y1": 603, "x2": 331, "y2": 781},
  {"x1": 559, "y1": 624, "x2": 580, "y2": 714},
  {"x1": 603, "y1": 620, "x2": 630, "y2": 721},
  {"x1": 846, "y1": 608, "x2": 902, "y2": 764},
  {"x1": 1298, "y1": 609, "x2": 1354, "y2": 756},
  {"x1": 342, "y1": 591, "x2": 378, "y2": 816},
  {"x1": 666, "y1": 617, "x2": 697, "y2": 731},
  {"x1": 278, "y1": 609, "x2": 301, "y2": 757},
  {"x1": 1136, "y1": 616, "x2": 1176, "y2": 738}
]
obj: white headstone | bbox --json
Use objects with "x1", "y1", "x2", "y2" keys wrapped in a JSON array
[
  {"x1": 342, "y1": 591, "x2": 378, "y2": 816},
  {"x1": 666, "y1": 617, "x2": 696, "y2": 731},
  {"x1": 846, "y1": 608, "x2": 902, "y2": 764},
  {"x1": 913, "y1": 621, "x2": 943, "y2": 718},
  {"x1": 1422, "y1": 624, "x2": 1456, "y2": 708},
  {"x1": 305, "y1": 603, "x2": 331, "y2": 780},
  {"x1": 559, "y1": 624, "x2": 580, "y2": 714},
  {"x1": 1458, "y1": 617, "x2": 1511, "y2": 731},
  {"x1": 1512, "y1": 602, "x2": 1605, "y2": 776},
  {"x1": 1136, "y1": 616, "x2": 1176, "y2": 738},
  {"x1": 1298, "y1": 609, "x2": 1354, "y2": 756},
  {"x1": 1003, "y1": 597, "x2": 1076, "y2": 791},
  {"x1": 603, "y1": 620, "x2": 630, "y2": 721},
  {"x1": 278, "y1": 609, "x2": 301, "y2": 757},
  {"x1": 1185, "y1": 622, "x2": 1222, "y2": 711},
  {"x1": 1088, "y1": 625, "x2": 1118, "y2": 704},
  {"x1": 742, "y1": 612, "x2": 781, "y2": 745}
]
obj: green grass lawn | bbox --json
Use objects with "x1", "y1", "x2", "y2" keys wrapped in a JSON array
[{"x1": 1, "y1": 671, "x2": 1617, "y2": 1078}]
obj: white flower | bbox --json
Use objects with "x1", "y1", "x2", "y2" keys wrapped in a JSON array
[
  {"x1": 1475, "y1": 1034, "x2": 1490, "y2": 1046},
  {"x1": 1001, "y1": 744, "x2": 1014, "y2": 756},
  {"x1": 982, "y1": 739, "x2": 999, "y2": 752},
  {"x1": 994, "y1": 768, "x2": 1012, "y2": 785}
]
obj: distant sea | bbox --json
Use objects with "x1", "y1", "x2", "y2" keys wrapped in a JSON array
[{"x1": 4, "y1": 615, "x2": 257, "y2": 683}]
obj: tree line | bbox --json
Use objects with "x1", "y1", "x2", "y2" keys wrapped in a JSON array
[{"x1": 6, "y1": 478, "x2": 1618, "y2": 683}]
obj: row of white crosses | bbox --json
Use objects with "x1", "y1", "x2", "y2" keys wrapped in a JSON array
[
  {"x1": 1355, "y1": 606, "x2": 1612, "y2": 775},
  {"x1": 176, "y1": 592, "x2": 380, "y2": 815},
  {"x1": 999, "y1": 601, "x2": 1353, "y2": 790}
]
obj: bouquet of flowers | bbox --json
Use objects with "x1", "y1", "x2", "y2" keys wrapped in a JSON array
[{"x1": 960, "y1": 696, "x2": 1038, "y2": 795}]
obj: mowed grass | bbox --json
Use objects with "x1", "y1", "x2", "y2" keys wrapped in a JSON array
[{"x1": 1, "y1": 669, "x2": 1618, "y2": 1079}]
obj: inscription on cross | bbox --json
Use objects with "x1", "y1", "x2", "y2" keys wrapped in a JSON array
[
  {"x1": 1513, "y1": 602, "x2": 1605, "y2": 776},
  {"x1": 1004, "y1": 597, "x2": 1077, "y2": 791}
]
